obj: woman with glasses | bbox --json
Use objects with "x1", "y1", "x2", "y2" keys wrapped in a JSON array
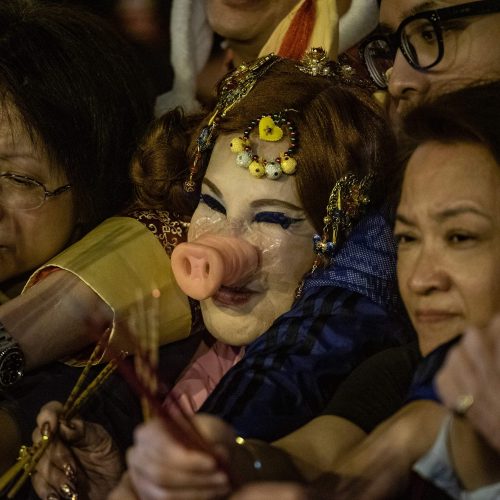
[
  {"x1": 365, "y1": 0, "x2": 500, "y2": 125},
  {"x1": 0, "y1": 0, "x2": 156, "y2": 472}
]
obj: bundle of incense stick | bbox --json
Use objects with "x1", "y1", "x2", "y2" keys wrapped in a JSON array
[
  {"x1": 1, "y1": 288, "x2": 229, "y2": 499},
  {"x1": 117, "y1": 290, "x2": 231, "y2": 472},
  {"x1": 122, "y1": 289, "x2": 220, "y2": 456},
  {"x1": 131, "y1": 288, "x2": 160, "y2": 422},
  {"x1": 0, "y1": 330, "x2": 124, "y2": 499}
]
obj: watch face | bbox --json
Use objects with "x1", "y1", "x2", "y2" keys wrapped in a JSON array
[{"x1": 0, "y1": 348, "x2": 24, "y2": 387}]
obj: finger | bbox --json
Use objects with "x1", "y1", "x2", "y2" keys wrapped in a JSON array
[
  {"x1": 57, "y1": 416, "x2": 86, "y2": 444},
  {"x1": 436, "y1": 342, "x2": 477, "y2": 409},
  {"x1": 127, "y1": 444, "x2": 228, "y2": 489},
  {"x1": 133, "y1": 420, "x2": 220, "y2": 472},
  {"x1": 36, "y1": 401, "x2": 65, "y2": 435},
  {"x1": 31, "y1": 470, "x2": 54, "y2": 500},
  {"x1": 32, "y1": 465, "x2": 74, "y2": 500},
  {"x1": 34, "y1": 439, "x2": 78, "y2": 492},
  {"x1": 194, "y1": 414, "x2": 236, "y2": 448},
  {"x1": 461, "y1": 327, "x2": 494, "y2": 381},
  {"x1": 132, "y1": 468, "x2": 230, "y2": 500},
  {"x1": 32, "y1": 420, "x2": 54, "y2": 446}
]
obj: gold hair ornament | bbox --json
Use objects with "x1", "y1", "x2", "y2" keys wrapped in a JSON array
[
  {"x1": 313, "y1": 172, "x2": 374, "y2": 258},
  {"x1": 297, "y1": 47, "x2": 336, "y2": 77},
  {"x1": 297, "y1": 47, "x2": 374, "y2": 88},
  {"x1": 184, "y1": 54, "x2": 280, "y2": 192},
  {"x1": 229, "y1": 111, "x2": 298, "y2": 180},
  {"x1": 296, "y1": 172, "x2": 373, "y2": 299}
]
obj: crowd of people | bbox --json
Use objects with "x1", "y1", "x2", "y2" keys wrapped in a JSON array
[{"x1": 0, "y1": 0, "x2": 499, "y2": 499}]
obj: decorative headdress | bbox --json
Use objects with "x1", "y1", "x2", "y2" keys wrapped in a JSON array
[
  {"x1": 313, "y1": 172, "x2": 374, "y2": 257},
  {"x1": 295, "y1": 171, "x2": 374, "y2": 299},
  {"x1": 184, "y1": 47, "x2": 372, "y2": 191},
  {"x1": 298, "y1": 47, "x2": 373, "y2": 88},
  {"x1": 184, "y1": 54, "x2": 280, "y2": 192}
]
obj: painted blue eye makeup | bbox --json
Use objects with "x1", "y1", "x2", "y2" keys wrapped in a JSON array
[
  {"x1": 254, "y1": 211, "x2": 304, "y2": 229},
  {"x1": 200, "y1": 193, "x2": 226, "y2": 215}
]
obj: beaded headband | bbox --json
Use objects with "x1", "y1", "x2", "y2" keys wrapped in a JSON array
[{"x1": 229, "y1": 110, "x2": 298, "y2": 180}]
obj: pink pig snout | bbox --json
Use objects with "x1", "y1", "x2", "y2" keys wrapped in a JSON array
[{"x1": 171, "y1": 234, "x2": 260, "y2": 300}]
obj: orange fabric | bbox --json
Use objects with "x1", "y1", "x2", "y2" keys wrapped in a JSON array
[{"x1": 277, "y1": 0, "x2": 316, "y2": 60}]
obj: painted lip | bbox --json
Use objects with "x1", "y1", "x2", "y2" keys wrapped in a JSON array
[
  {"x1": 212, "y1": 285, "x2": 258, "y2": 307},
  {"x1": 414, "y1": 309, "x2": 459, "y2": 324}
]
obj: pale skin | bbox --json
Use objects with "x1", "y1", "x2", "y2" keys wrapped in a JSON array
[
  {"x1": 1, "y1": 0, "x2": 305, "y2": 370},
  {"x1": 379, "y1": 0, "x2": 500, "y2": 124}
]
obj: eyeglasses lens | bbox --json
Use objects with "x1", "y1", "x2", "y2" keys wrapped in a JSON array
[
  {"x1": 364, "y1": 39, "x2": 394, "y2": 88},
  {"x1": 0, "y1": 175, "x2": 44, "y2": 210},
  {"x1": 401, "y1": 18, "x2": 440, "y2": 69}
]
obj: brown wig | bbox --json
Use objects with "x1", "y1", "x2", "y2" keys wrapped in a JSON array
[{"x1": 132, "y1": 58, "x2": 397, "y2": 233}]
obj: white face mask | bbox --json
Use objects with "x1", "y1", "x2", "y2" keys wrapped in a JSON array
[{"x1": 189, "y1": 134, "x2": 315, "y2": 346}]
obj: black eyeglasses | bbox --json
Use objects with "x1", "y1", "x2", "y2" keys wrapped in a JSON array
[
  {"x1": 360, "y1": 0, "x2": 500, "y2": 88},
  {"x1": 0, "y1": 172, "x2": 71, "y2": 210}
]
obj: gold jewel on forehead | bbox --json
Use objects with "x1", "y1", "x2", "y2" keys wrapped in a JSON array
[
  {"x1": 229, "y1": 111, "x2": 298, "y2": 180},
  {"x1": 313, "y1": 172, "x2": 374, "y2": 257},
  {"x1": 184, "y1": 54, "x2": 280, "y2": 192}
]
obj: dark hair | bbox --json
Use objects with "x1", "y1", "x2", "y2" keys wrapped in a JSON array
[
  {"x1": 0, "y1": 0, "x2": 154, "y2": 232},
  {"x1": 133, "y1": 58, "x2": 396, "y2": 234},
  {"x1": 400, "y1": 80, "x2": 500, "y2": 164}
]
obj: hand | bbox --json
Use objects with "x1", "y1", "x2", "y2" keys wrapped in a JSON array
[
  {"x1": 31, "y1": 401, "x2": 124, "y2": 500},
  {"x1": 126, "y1": 414, "x2": 234, "y2": 500},
  {"x1": 436, "y1": 322, "x2": 500, "y2": 452}
]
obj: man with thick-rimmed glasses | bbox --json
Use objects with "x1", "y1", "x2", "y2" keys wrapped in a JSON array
[{"x1": 364, "y1": 0, "x2": 500, "y2": 125}]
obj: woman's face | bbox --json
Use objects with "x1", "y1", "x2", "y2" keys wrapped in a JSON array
[
  {"x1": 188, "y1": 134, "x2": 316, "y2": 345},
  {"x1": 0, "y1": 107, "x2": 76, "y2": 283},
  {"x1": 395, "y1": 141, "x2": 500, "y2": 355}
]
